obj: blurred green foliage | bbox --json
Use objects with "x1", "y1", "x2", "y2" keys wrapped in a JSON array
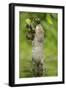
[{"x1": 19, "y1": 12, "x2": 58, "y2": 78}]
